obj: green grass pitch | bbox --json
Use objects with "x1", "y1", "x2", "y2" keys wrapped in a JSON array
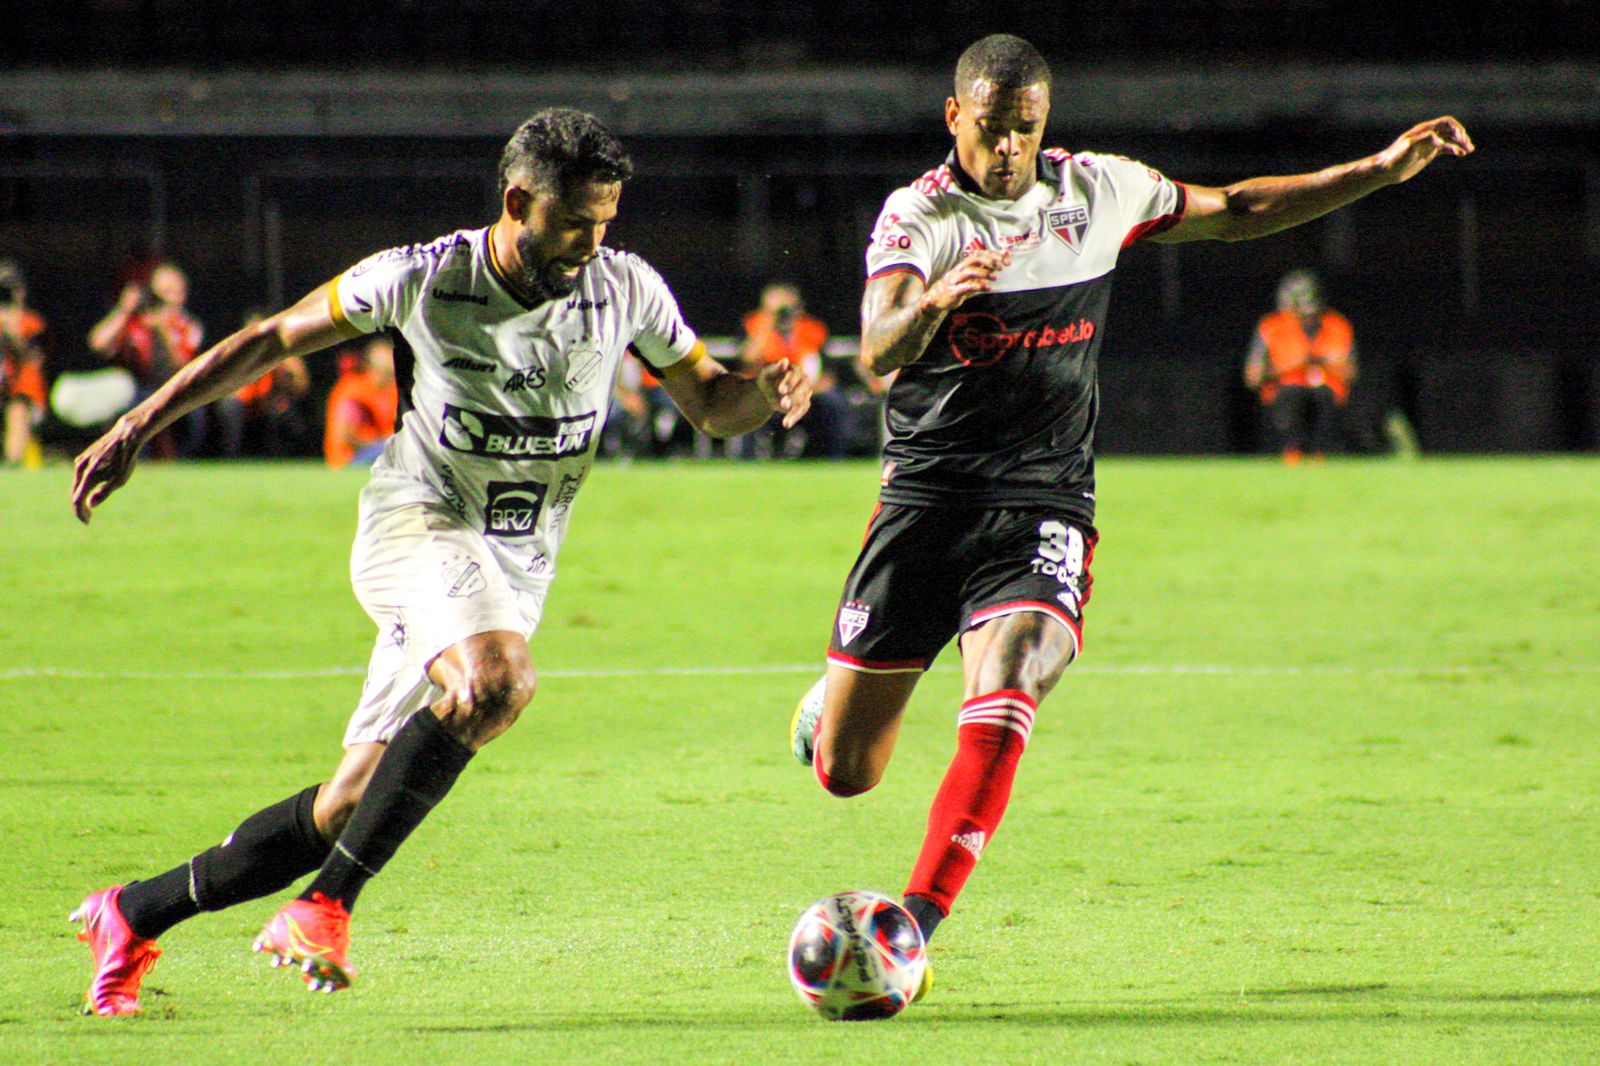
[{"x1": 1, "y1": 456, "x2": 1596, "y2": 1064}]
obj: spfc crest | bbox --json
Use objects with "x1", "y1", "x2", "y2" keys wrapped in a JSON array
[
  {"x1": 1048, "y1": 204, "x2": 1090, "y2": 254},
  {"x1": 836, "y1": 601, "x2": 871, "y2": 647}
]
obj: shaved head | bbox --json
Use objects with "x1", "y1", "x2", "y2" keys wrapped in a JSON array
[{"x1": 954, "y1": 34, "x2": 1051, "y2": 100}]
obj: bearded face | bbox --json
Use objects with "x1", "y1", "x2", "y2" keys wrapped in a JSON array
[{"x1": 509, "y1": 180, "x2": 621, "y2": 303}]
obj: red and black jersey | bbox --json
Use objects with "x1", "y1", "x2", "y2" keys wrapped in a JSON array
[{"x1": 865, "y1": 149, "x2": 1185, "y2": 522}]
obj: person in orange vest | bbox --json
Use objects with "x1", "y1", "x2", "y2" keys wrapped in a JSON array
[
  {"x1": 736, "y1": 282, "x2": 850, "y2": 458},
  {"x1": 1244, "y1": 270, "x2": 1357, "y2": 464},
  {"x1": 0, "y1": 260, "x2": 49, "y2": 468},
  {"x1": 323, "y1": 336, "x2": 397, "y2": 468}
]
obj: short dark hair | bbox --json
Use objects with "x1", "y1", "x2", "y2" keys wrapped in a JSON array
[
  {"x1": 954, "y1": 34, "x2": 1051, "y2": 98},
  {"x1": 498, "y1": 108, "x2": 634, "y2": 198}
]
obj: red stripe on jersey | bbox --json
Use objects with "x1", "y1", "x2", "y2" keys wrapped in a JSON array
[
  {"x1": 1123, "y1": 183, "x2": 1189, "y2": 247},
  {"x1": 860, "y1": 501, "x2": 883, "y2": 547},
  {"x1": 910, "y1": 164, "x2": 954, "y2": 196}
]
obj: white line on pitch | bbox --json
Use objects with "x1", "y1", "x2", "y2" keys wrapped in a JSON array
[{"x1": 2, "y1": 662, "x2": 1597, "y2": 683}]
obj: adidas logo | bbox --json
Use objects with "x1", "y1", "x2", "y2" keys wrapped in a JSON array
[{"x1": 951, "y1": 829, "x2": 986, "y2": 860}]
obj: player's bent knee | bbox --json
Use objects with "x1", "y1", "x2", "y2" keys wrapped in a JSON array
[
  {"x1": 815, "y1": 749, "x2": 882, "y2": 798},
  {"x1": 313, "y1": 781, "x2": 364, "y2": 840},
  {"x1": 440, "y1": 660, "x2": 536, "y2": 747}
]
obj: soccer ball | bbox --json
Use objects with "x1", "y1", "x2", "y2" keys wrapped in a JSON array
[{"x1": 787, "y1": 890, "x2": 926, "y2": 1020}]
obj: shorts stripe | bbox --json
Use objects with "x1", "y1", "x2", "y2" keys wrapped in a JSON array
[
  {"x1": 966, "y1": 600, "x2": 1083, "y2": 660},
  {"x1": 827, "y1": 650, "x2": 926, "y2": 674}
]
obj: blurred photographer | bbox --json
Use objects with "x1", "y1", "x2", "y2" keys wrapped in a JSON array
[
  {"x1": 88, "y1": 261, "x2": 205, "y2": 457},
  {"x1": 216, "y1": 308, "x2": 312, "y2": 457},
  {"x1": 0, "y1": 260, "x2": 49, "y2": 467},
  {"x1": 736, "y1": 281, "x2": 851, "y2": 458},
  {"x1": 1244, "y1": 269, "x2": 1357, "y2": 463}
]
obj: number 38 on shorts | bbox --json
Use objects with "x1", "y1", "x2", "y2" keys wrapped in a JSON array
[{"x1": 827, "y1": 505, "x2": 1099, "y2": 675}]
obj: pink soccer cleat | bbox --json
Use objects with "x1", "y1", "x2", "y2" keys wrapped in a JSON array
[
  {"x1": 252, "y1": 893, "x2": 356, "y2": 993},
  {"x1": 71, "y1": 886, "x2": 162, "y2": 1016}
]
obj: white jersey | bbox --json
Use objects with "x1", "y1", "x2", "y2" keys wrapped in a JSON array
[
  {"x1": 860, "y1": 149, "x2": 1186, "y2": 515},
  {"x1": 330, "y1": 225, "x2": 699, "y2": 578}
]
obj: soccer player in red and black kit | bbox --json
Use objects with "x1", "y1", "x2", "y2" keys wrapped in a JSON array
[{"x1": 791, "y1": 33, "x2": 1473, "y2": 999}]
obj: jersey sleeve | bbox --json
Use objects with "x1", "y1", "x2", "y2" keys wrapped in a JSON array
[
  {"x1": 865, "y1": 188, "x2": 939, "y2": 284},
  {"x1": 626, "y1": 258, "x2": 700, "y2": 373},
  {"x1": 329, "y1": 246, "x2": 429, "y2": 335},
  {"x1": 1089, "y1": 153, "x2": 1188, "y2": 247}
]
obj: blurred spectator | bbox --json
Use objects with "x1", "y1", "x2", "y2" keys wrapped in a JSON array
[
  {"x1": 87, "y1": 261, "x2": 205, "y2": 457},
  {"x1": 0, "y1": 260, "x2": 48, "y2": 468},
  {"x1": 324, "y1": 335, "x2": 397, "y2": 468},
  {"x1": 1244, "y1": 270, "x2": 1357, "y2": 463},
  {"x1": 601, "y1": 351, "x2": 651, "y2": 460},
  {"x1": 735, "y1": 282, "x2": 851, "y2": 458},
  {"x1": 216, "y1": 309, "x2": 311, "y2": 458}
]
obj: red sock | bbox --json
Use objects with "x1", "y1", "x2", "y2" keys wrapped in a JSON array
[{"x1": 904, "y1": 689, "x2": 1036, "y2": 915}]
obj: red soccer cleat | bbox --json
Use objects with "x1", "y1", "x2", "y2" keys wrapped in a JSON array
[
  {"x1": 252, "y1": 893, "x2": 356, "y2": 993},
  {"x1": 71, "y1": 885, "x2": 162, "y2": 1016}
]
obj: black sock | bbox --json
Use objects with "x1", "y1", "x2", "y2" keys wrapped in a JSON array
[
  {"x1": 120, "y1": 785, "x2": 329, "y2": 941},
  {"x1": 300, "y1": 711, "x2": 473, "y2": 912},
  {"x1": 903, "y1": 894, "x2": 945, "y2": 944}
]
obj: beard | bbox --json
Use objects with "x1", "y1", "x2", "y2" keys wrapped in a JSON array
[{"x1": 514, "y1": 229, "x2": 588, "y2": 304}]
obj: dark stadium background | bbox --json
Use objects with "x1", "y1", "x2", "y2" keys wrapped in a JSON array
[{"x1": 3, "y1": 1, "x2": 1597, "y2": 453}]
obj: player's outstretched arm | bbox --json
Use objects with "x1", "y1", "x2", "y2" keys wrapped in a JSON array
[
  {"x1": 70, "y1": 283, "x2": 364, "y2": 523},
  {"x1": 1155, "y1": 117, "x2": 1474, "y2": 244},
  {"x1": 860, "y1": 249, "x2": 1010, "y2": 376},
  {"x1": 656, "y1": 343, "x2": 812, "y2": 438}
]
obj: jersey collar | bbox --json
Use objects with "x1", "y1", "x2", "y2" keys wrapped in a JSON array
[
  {"x1": 485, "y1": 223, "x2": 543, "y2": 311},
  {"x1": 946, "y1": 149, "x2": 1062, "y2": 202}
]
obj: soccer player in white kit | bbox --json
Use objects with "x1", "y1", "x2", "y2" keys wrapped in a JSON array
[{"x1": 67, "y1": 108, "x2": 811, "y2": 1014}]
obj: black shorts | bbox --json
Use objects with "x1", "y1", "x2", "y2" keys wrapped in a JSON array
[{"x1": 826, "y1": 502, "x2": 1098, "y2": 673}]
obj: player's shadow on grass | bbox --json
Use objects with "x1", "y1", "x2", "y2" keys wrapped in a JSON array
[{"x1": 408, "y1": 988, "x2": 1599, "y2": 1034}]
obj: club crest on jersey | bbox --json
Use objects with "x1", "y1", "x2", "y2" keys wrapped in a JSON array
[
  {"x1": 1048, "y1": 204, "x2": 1090, "y2": 254},
  {"x1": 444, "y1": 559, "x2": 486, "y2": 599},
  {"x1": 836, "y1": 601, "x2": 871, "y2": 647},
  {"x1": 563, "y1": 343, "x2": 604, "y2": 392}
]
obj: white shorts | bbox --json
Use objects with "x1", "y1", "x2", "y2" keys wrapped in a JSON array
[{"x1": 343, "y1": 503, "x2": 548, "y2": 746}]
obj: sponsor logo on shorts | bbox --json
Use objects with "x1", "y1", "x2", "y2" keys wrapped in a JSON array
[
  {"x1": 836, "y1": 601, "x2": 871, "y2": 647},
  {"x1": 484, "y1": 480, "x2": 548, "y2": 537},
  {"x1": 1048, "y1": 204, "x2": 1090, "y2": 253},
  {"x1": 439, "y1": 405, "x2": 596, "y2": 459},
  {"x1": 389, "y1": 615, "x2": 408, "y2": 648},
  {"x1": 525, "y1": 551, "x2": 551, "y2": 575},
  {"x1": 444, "y1": 559, "x2": 486, "y2": 599}
]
